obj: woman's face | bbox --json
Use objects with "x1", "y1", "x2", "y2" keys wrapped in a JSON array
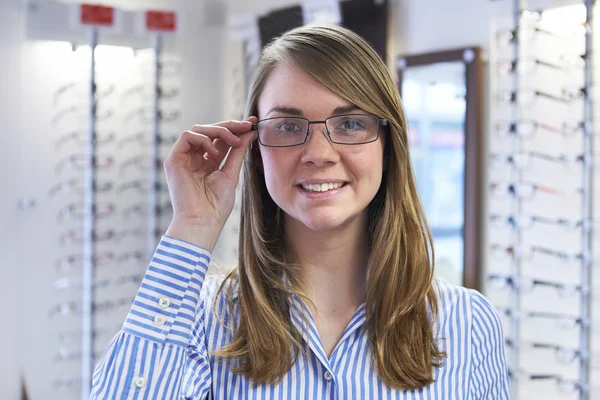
[{"x1": 257, "y1": 62, "x2": 385, "y2": 233}]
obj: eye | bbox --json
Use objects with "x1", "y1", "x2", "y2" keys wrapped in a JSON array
[
  {"x1": 339, "y1": 118, "x2": 367, "y2": 131},
  {"x1": 276, "y1": 121, "x2": 301, "y2": 133}
]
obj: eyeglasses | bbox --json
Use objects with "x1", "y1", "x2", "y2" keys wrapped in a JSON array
[
  {"x1": 502, "y1": 308, "x2": 588, "y2": 330},
  {"x1": 509, "y1": 369, "x2": 587, "y2": 394},
  {"x1": 505, "y1": 339, "x2": 586, "y2": 365},
  {"x1": 488, "y1": 274, "x2": 583, "y2": 297},
  {"x1": 490, "y1": 243, "x2": 583, "y2": 263},
  {"x1": 497, "y1": 56, "x2": 585, "y2": 76},
  {"x1": 252, "y1": 114, "x2": 388, "y2": 148},
  {"x1": 495, "y1": 120, "x2": 584, "y2": 138}
]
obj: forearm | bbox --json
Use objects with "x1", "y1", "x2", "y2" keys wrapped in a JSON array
[{"x1": 91, "y1": 236, "x2": 213, "y2": 399}]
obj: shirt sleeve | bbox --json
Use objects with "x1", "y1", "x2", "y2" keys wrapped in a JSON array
[
  {"x1": 468, "y1": 289, "x2": 510, "y2": 400},
  {"x1": 90, "y1": 235, "x2": 213, "y2": 400}
]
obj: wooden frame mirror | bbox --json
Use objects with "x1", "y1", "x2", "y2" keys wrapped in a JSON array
[{"x1": 397, "y1": 47, "x2": 483, "y2": 290}]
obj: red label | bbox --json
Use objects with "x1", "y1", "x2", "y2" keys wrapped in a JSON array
[
  {"x1": 145, "y1": 10, "x2": 177, "y2": 32},
  {"x1": 80, "y1": 4, "x2": 115, "y2": 26}
]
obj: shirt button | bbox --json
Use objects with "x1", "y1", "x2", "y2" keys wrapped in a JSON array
[
  {"x1": 134, "y1": 376, "x2": 146, "y2": 388},
  {"x1": 324, "y1": 371, "x2": 333, "y2": 381},
  {"x1": 153, "y1": 315, "x2": 166, "y2": 326},
  {"x1": 157, "y1": 296, "x2": 171, "y2": 309}
]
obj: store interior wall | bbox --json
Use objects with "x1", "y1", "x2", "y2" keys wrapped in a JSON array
[{"x1": 0, "y1": 0, "x2": 590, "y2": 398}]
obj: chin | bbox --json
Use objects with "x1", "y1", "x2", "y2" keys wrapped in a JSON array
[{"x1": 296, "y1": 212, "x2": 348, "y2": 232}]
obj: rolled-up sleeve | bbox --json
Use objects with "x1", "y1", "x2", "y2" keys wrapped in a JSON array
[{"x1": 90, "y1": 235, "x2": 213, "y2": 399}]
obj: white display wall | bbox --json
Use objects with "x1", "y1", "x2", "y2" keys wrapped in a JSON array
[
  {"x1": 486, "y1": 4, "x2": 600, "y2": 400},
  {"x1": 8, "y1": 3, "x2": 242, "y2": 399}
]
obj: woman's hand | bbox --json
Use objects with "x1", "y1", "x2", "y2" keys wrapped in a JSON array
[{"x1": 164, "y1": 117, "x2": 257, "y2": 250}]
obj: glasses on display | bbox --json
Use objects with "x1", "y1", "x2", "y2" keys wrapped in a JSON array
[
  {"x1": 123, "y1": 108, "x2": 181, "y2": 124},
  {"x1": 120, "y1": 155, "x2": 163, "y2": 175},
  {"x1": 122, "y1": 84, "x2": 180, "y2": 100},
  {"x1": 116, "y1": 250, "x2": 145, "y2": 264},
  {"x1": 488, "y1": 274, "x2": 583, "y2": 297},
  {"x1": 57, "y1": 327, "x2": 114, "y2": 345},
  {"x1": 494, "y1": 120, "x2": 584, "y2": 138},
  {"x1": 509, "y1": 369, "x2": 586, "y2": 394},
  {"x1": 52, "y1": 106, "x2": 114, "y2": 125},
  {"x1": 123, "y1": 202, "x2": 172, "y2": 218},
  {"x1": 57, "y1": 202, "x2": 116, "y2": 221},
  {"x1": 489, "y1": 151, "x2": 586, "y2": 170},
  {"x1": 138, "y1": 59, "x2": 182, "y2": 76},
  {"x1": 489, "y1": 214, "x2": 590, "y2": 231},
  {"x1": 116, "y1": 227, "x2": 162, "y2": 240},
  {"x1": 48, "y1": 296, "x2": 135, "y2": 318},
  {"x1": 489, "y1": 181, "x2": 577, "y2": 200},
  {"x1": 49, "y1": 179, "x2": 113, "y2": 197},
  {"x1": 496, "y1": 23, "x2": 586, "y2": 47},
  {"x1": 496, "y1": 88, "x2": 589, "y2": 108},
  {"x1": 53, "y1": 82, "x2": 115, "y2": 106},
  {"x1": 505, "y1": 339, "x2": 584, "y2": 364},
  {"x1": 502, "y1": 308, "x2": 587, "y2": 330},
  {"x1": 497, "y1": 56, "x2": 585, "y2": 75},
  {"x1": 60, "y1": 228, "x2": 117, "y2": 246},
  {"x1": 54, "y1": 251, "x2": 116, "y2": 273},
  {"x1": 54, "y1": 348, "x2": 102, "y2": 363},
  {"x1": 252, "y1": 114, "x2": 388, "y2": 147},
  {"x1": 118, "y1": 132, "x2": 178, "y2": 148},
  {"x1": 56, "y1": 154, "x2": 114, "y2": 173},
  {"x1": 489, "y1": 243, "x2": 583, "y2": 262},
  {"x1": 55, "y1": 131, "x2": 115, "y2": 149},
  {"x1": 117, "y1": 180, "x2": 168, "y2": 193},
  {"x1": 53, "y1": 277, "x2": 111, "y2": 291},
  {"x1": 53, "y1": 273, "x2": 143, "y2": 291}
]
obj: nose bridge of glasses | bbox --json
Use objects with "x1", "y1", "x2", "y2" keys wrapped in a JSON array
[{"x1": 306, "y1": 120, "x2": 333, "y2": 143}]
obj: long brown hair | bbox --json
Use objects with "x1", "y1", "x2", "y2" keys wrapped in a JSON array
[{"x1": 213, "y1": 24, "x2": 445, "y2": 390}]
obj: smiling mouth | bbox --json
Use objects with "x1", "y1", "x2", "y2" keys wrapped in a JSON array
[{"x1": 297, "y1": 182, "x2": 349, "y2": 193}]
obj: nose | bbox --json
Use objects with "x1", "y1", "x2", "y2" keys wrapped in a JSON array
[{"x1": 300, "y1": 123, "x2": 340, "y2": 166}]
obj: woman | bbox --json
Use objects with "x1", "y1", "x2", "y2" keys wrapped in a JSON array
[{"x1": 91, "y1": 25, "x2": 508, "y2": 399}]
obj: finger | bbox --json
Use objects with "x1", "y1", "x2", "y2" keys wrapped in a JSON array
[
  {"x1": 198, "y1": 118, "x2": 258, "y2": 167},
  {"x1": 221, "y1": 130, "x2": 258, "y2": 182},
  {"x1": 168, "y1": 130, "x2": 220, "y2": 163},
  {"x1": 204, "y1": 138, "x2": 231, "y2": 167},
  {"x1": 190, "y1": 121, "x2": 252, "y2": 144}
]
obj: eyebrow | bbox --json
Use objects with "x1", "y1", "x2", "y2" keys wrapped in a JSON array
[{"x1": 265, "y1": 104, "x2": 362, "y2": 118}]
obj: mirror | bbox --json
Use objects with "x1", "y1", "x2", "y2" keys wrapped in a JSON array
[{"x1": 397, "y1": 48, "x2": 483, "y2": 290}]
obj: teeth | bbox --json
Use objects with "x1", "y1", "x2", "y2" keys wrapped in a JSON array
[{"x1": 301, "y1": 182, "x2": 345, "y2": 192}]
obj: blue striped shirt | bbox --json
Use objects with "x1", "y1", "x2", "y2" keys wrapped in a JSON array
[{"x1": 90, "y1": 236, "x2": 509, "y2": 399}]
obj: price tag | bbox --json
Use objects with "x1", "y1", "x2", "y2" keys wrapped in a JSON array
[
  {"x1": 145, "y1": 10, "x2": 177, "y2": 32},
  {"x1": 69, "y1": 4, "x2": 122, "y2": 31},
  {"x1": 80, "y1": 4, "x2": 115, "y2": 26}
]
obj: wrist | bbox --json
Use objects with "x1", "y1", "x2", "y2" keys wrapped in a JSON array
[{"x1": 165, "y1": 217, "x2": 222, "y2": 252}]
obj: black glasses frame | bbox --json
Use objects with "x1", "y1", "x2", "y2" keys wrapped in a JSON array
[{"x1": 252, "y1": 114, "x2": 388, "y2": 148}]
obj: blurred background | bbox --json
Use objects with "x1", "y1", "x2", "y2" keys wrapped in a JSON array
[{"x1": 0, "y1": 0, "x2": 598, "y2": 399}]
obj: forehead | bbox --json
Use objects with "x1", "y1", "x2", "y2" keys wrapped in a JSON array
[{"x1": 257, "y1": 62, "x2": 352, "y2": 119}]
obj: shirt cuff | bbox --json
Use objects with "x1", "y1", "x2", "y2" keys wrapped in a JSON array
[{"x1": 122, "y1": 235, "x2": 212, "y2": 345}]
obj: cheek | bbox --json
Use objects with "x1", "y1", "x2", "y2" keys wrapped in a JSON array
[{"x1": 260, "y1": 151, "x2": 290, "y2": 192}]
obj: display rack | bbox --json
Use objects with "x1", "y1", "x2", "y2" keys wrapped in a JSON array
[{"x1": 488, "y1": 1, "x2": 596, "y2": 399}]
